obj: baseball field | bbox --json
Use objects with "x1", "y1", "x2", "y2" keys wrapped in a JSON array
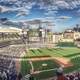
[{"x1": 20, "y1": 47, "x2": 80, "y2": 80}]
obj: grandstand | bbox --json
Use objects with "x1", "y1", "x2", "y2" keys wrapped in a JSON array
[
  {"x1": 0, "y1": 57, "x2": 17, "y2": 80},
  {"x1": 0, "y1": 45, "x2": 25, "y2": 58},
  {"x1": 0, "y1": 27, "x2": 25, "y2": 79},
  {"x1": 0, "y1": 26, "x2": 80, "y2": 80},
  {"x1": 1, "y1": 0, "x2": 80, "y2": 79},
  {"x1": 0, "y1": 29, "x2": 80, "y2": 80}
]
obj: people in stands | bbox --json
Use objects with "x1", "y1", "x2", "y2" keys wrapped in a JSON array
[
  {"x1": 6, "y1": 70, "x2": 9, "y2": 80},
  {"x1": 65, "y1": 72, "x2": 80, "y2": 80},
  {"x1": 56, "y1": 67, "x2": 66, "y2": 80},
  {"x1": 55, "y1": 68, "x2": 80, "y2": 80},
  {"x1": 10, "y1": 71, "x2": 17, "y2": 80},
  {"x1": 0, "y1": 71, "x2": 2, "y2": 80},
  {"x1": 0, "y1": 71, "x2": 7, "y2": 80}
]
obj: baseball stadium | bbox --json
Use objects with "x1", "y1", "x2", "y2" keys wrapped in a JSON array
[
  {"x1": 0, "y1": 0, "x2": 80, "y2": 80},
  {"x1": 0, "y1": 19, "x2": 80, "y2": 80}
]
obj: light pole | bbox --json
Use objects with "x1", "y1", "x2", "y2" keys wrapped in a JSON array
[
  {"x1": 22, "y1": 24, "x2": 30, "y2": 53},
  {"x1": 39, "y1": 25, "x2": 43, "y2": 43},
  {"x1": 26, "y1": 25, "x2": 30, "y2": 53},
  {"x1": 42, "y1": 21, "x2": 54, "y2": 47}
]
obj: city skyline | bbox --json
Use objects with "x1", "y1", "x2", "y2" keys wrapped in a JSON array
[{"x1": 0, "y1": 0, "x2": 80, "y2": 32}]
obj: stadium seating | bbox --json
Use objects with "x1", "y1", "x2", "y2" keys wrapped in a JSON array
[
  {"x1": 0, "y1": 57, "x2": 17, "y2": 80},
  {"x1": 0, "y1": 45, "x2": 25, "y2": 58}
]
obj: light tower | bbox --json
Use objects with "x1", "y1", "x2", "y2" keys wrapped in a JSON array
[
  {"x1": 42, "y1": 20, "x2": 54, "y2": 48},
  {"x1": 38, "y1": 22, "x2": 43, "y2": 43},
  {"x1": 21, "y1": 23, "x2": 30, "y2": 52}
]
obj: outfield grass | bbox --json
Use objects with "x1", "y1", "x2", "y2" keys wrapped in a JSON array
[
  {"x1": 57, "y1": 42, "x2": 76, "y2": 47},
  {"x1": 26, "y1": 47, "x2": 80, "y2": 58}
]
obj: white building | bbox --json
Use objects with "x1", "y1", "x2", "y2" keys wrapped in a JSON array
[
  {"x1": 53, "y1": 33, "x2": 63, "y2": 43},
  {"x1": 74, "y1": 31, "x2": 80, "y2": 40}
]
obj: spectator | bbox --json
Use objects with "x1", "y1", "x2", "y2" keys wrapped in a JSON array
[
  {"x1": 17, "y1": 72, "x2": 22, "y2": 80},
  {"x1": 56, "y1": 67, "x2": 63, "y2": 76},
  {"x1": 0, "y1": 71, "x2": 2, "y2": 80},
  {"x1": 1, "y1": 71, "x2": 7, "y2": 80},
  {"x1": 56, "y1": 67, "x2": 66, "y2": 80},
  {"x1": 6, "y1": 70, "x2": 9, "y2": 80}
]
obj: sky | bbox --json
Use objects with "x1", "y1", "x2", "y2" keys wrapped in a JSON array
[{"x1": 0, "y1": 0, "x2": 80, "y2": 32}]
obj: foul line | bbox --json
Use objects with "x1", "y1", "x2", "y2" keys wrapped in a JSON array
[{"x1": 32, "y1": 68, "x2": 57, "y2": 74}]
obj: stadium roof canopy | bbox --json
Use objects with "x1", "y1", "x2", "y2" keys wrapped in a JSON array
[{"x1": 0, "y1": 25, "x2": 22, "y2": 33}]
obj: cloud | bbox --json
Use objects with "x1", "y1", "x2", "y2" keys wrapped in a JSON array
[
  {"x1": 0, "y1": 0, "x2": 80, "y2": 11},
  {"x1": 0, "y1": 5, "x2": 30, "y2": 18},
  {"x1": 15, "y1": 11, "x2": 28, "y2": 17},
  {"x1": 0, "y1": 0, "x2": 80, "y2": 18},
  {"x1": 56, "y1": 16, "x2": 72, "y2": 20},
  {"x1": 77, "y1": 9, "x2": 80, "y2": 13},
  {"x1": 37, "y1": 0, "x2": 80, "y2": 10},
  {"x1": 15, "y1": 8, "x2": 30, "y2": 17},
  {"x1": 0, "y1": 5, "x2": 23, "y2": 12},
  {"x1": 35, "y1": 0, "x2": 80, "y2": 17},
  {"x1": 0, "y1": 0, "x2": 35, "y2": 18},
  {"x1": 0, "y1": 5, "x2": 12, "y2": 13},
  {"x1": 55, "y1": 1, "x2": 70, "y2": 9},
  {"x1": 44, "y1": 10, "x2": 58, "y2": 16},
  {"x1": 76, "y1": 9, "x2": 80, "y2": 16}
]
